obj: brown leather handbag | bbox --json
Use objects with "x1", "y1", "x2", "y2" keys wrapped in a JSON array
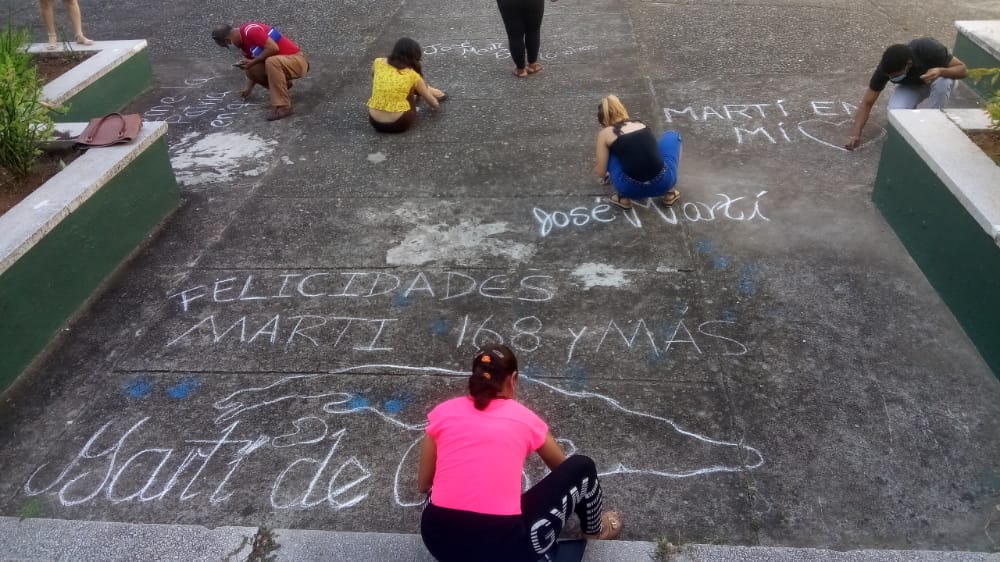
[{"x1": 77, "y1": 113, "x2": 143, "y2": 147}]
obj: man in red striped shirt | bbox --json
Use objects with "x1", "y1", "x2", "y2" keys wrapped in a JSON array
[{"x1": 212, "y1": 23, "x2": 309, "y2": 121}]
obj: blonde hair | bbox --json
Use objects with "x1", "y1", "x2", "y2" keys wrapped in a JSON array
[{"x1": 597, "y1": 95, "x2": 629, "y2": 126}]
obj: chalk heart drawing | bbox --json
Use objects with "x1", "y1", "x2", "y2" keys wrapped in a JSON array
[
  {"x1": 213, "y1": 363, "x2": 765, "y2": 507},
  {"x1": 796, "y1": 119, "x2": 886, "y2": 152}
]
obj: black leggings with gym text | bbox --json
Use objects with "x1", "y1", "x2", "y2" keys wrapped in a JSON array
[
  {"x1": 420, "y1": 454, "x2": 604, "y2": 562},
  {"x1": 496, "y1": 0, "x2": 545, "y2": 69}
]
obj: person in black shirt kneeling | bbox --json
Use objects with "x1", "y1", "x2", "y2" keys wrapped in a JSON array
[{"x1": 593, "y1": 95, "x2": 682, "y2": 211}]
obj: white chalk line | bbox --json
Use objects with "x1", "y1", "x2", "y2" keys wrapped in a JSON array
[{"x1": 214, "y1": 362, "x2": 766, "y2": 502}]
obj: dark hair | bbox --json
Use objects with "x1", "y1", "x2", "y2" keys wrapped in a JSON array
[
  {"x1": 388, "y1": 37, "x2": 423, "y2": 76},
  {"x1": 211, "y1": 25, "x2": 233, "y2": 47},
  {"x1": 880, "y1": 44, "x2": 911, "y2": 75},
  {"x1": 468, "y1": 344, "x2": 518, "y2": 410}
]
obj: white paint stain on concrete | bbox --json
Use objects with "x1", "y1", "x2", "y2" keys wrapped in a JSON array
[
  {"x1": 169, "y1": 132, "x2": 276, "y2": 185},
  {"x1": 368, "y1": 151, "x2": 387, "y2": 164},
  {"x1": 571, "y1": 263, "x2": 631, "y2": 289},
  {"x1": 281, "y1": 156, "x2": 294, "y2": 165},
  {"x1": 391, "y1": 202, "x2": 438, "y2": 224},
  {"x1": 386, "y1": 219, "x2": 535, "y2": 266}
]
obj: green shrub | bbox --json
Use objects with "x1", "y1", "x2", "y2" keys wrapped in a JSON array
[
  {"x1": 968, "y1": 68, "x2": 1000, "y2": 130},
  {"x1": 0, "y1": 26, "x2": 55, "y2": 179}
]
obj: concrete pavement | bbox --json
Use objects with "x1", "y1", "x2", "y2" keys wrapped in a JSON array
[
  {"x1": 2, "y1": 516, "x2": 998, "y2": 561},
  {"x1": 2, "y1": 0, "x2": 1000, "y2": 556}
]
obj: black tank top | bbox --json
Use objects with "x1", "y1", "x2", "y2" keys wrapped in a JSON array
[{"x1": 608, "y1": 120, "x2": 664, "y2": 182}]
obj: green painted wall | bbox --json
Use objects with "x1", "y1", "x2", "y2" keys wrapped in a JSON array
[
  {"x1": 54, "y1": 49, "x2": 153, "y2": 122},
  {"x1": 0, "y1": 137, "x2": 179, "y2": 390},
  {"x1": 954, "y1": 33, "x2": 1000, "y2": 99},
  {"x1": 873, "y1": 125, "x2": 1000, "y2": 379}
]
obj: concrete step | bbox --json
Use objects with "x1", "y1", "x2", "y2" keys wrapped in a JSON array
[{"x1": 1, "y1": 516, "x2": 997, "y2": 561}]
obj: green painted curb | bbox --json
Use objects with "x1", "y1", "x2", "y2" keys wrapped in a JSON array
[
  {"x1": 54, "y1": 48, "x2": 153, "y2": 122},
  {"x1": 954, "y1": 33, "x2": 1000, "y2": 100},
  {"x1": 873, "y1": 125, "x2": 1000, "y2": 379},
  {"x1": 0, "y1": 137, "x2": 179, "y2": 390}
]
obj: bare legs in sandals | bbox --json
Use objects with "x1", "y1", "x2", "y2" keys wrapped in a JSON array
[{"x1": 39, "y1": 0, "x2": 93, "y2": 50}]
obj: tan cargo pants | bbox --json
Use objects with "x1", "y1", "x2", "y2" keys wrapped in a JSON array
[{"x1": 245, "y1": 51, "x2": 308, "y2": 108}]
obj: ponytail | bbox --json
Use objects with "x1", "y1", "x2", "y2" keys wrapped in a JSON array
[
  {"x1": 467, "y1": 344, "x2": 518, "y2": 410},
  {"x1": 469, "y1": 365, "x2": 500, "y2": 410}
]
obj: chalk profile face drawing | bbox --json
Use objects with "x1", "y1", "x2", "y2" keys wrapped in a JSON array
[
  {"x1": 210, "y1": 363, "x2": 765, "y2": 507},
  {"x1": 22, "y1": 362, "x2": 763, "y2": 510}
]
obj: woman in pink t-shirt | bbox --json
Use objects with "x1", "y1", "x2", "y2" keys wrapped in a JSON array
[{"x1": 418, "y1": 345, "x2": 622, "y2": 561}]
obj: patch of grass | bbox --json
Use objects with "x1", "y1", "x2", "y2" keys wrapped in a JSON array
[
  {"x1": 18, "y1": 498, "x2": 45, "y2": 519},
  {"x1": 651, "y1": 530, "x2": 721, "y2": 561},
  {"x1": 969, "y1": 68, "x2": 1000, "y2": 129},
  {"x1": 247, "y1": 526, "x2": 280, "y2": 562},
  {"x1": 0, "y1": 25, "x2": 56, "y2": 179},
  {"x1": 652, "y1": 537, "x2": 681, "y2": 561}
]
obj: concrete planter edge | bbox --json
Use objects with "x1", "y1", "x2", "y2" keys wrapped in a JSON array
[
  {"x1": 873, "y1": 108, "x2": 1000, "y2": 378},
  {"x1": 954, "y1": 21, "x2": 1000, "y2": 99},
  {"x1": 28, "y1": 40, "x2": 153, "y2": 122},
  {"x1": 0, "y1": 121, "x2": 180, "y2": 391}
]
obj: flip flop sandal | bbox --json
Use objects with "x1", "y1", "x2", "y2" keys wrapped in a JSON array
[
  {"x1": 662, "y1": 189, "x2": 680, "y2": 207},
  {"x1": 526, "y1": 63, "x2": 543, "y2": 74},
  {"x1": 513, "y1": 68, "x2": 528, "y2": 78},
  {"x1": 608, "y1": 195, "x2": 632, "y2": 210}
]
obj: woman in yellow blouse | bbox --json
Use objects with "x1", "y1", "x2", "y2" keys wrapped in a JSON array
[{"x1": 367, "y1": 38, "x2": 446, "y2": 133}]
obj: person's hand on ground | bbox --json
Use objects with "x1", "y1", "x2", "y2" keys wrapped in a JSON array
[{"x1": 844, "y1": 135, "x2": 861, "y2": 151}]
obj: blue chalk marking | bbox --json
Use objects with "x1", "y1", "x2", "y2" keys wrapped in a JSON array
[
  {"x1": 167, "y1": 377, "x2": 200, "y2": 399},
  {"x1": 721, "y1": 309, "x2": 738, "y2": 322},
  {"x1": 696, "y1": 240, "x2": 715, "y2": 255},
  {"x1": 431, "y1": 317, "x2": 450, "y2": 336},
  {"x1": 348, "y1": 396, "x2": 369, "y2": 410},
  {"x1": 520, "y1": 365, "x2": 541, "y2": 382},
  {"x1": 738, "y1": 263, "x2": 759, "y2": 295},
  {"x1": 658, "y1": 321, "x2": 678, "y2": 339},
  {"x1": 393, "y1": 293, "x2": 412, "y2": 307},
  {"x1": 671, "y1": 300, "x2": 689, "y2": 316},
  {"x1": 384, "y1": 399, "x2": 404, "y2": 414},
  {"x1": 648, "y1": 348, "x2": 670, "y2": 365},
  {"x1": 124, "y1": 377, "x2": 153, "y2": 398},
  {"x1": 712, "y1": 256, "x2": 731, "y2": 270},
  {"x1": 566, "y1": 366, "x2": 588, "y2": 391}
]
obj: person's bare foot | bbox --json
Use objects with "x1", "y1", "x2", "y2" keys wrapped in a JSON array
[
  {"x1": 47, "y1": 34, "x2": 58, "y2": 50},
  {"x1": 512, "y1": 67, "x2": 528, "y2": 78},
  {"x1": 75, "y1": 35, "x2": 94, "y2": 46},
  {"x1": 526, "y1": 62, "x2": 543, "y2": 74}
]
